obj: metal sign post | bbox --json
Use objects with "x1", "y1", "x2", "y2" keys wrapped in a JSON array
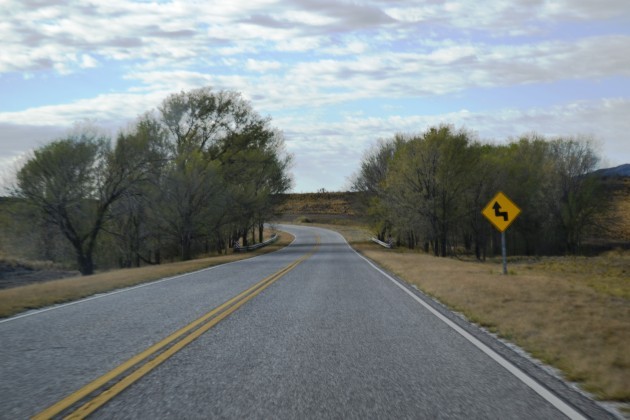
[
  {"x1": 501, "y1": 231, "x2": 507, "y2": 275},
  {"x1": 482, "y1": 192, "x2": 521, "y2": 275}
]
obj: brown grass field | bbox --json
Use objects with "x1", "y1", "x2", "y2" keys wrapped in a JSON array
[
  {"x1": 0, "y1": 230, "x2": 293, "y2": 319},
  {"x1": 274, "y1": 191, "x2": 360, "y2": 218},
  {"x1": 602, "y1": 178, "x2": 630, "y2": 246},
  {"x1": 355, "y1": 244, "x2": 629, "y2": 403}
]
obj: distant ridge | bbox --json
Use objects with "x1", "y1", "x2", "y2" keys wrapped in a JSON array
[{"x1": 592, "y1": 163, "x2": 630, "y2": 178}]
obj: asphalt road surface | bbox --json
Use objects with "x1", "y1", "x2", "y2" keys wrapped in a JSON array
[{"x1": 0, "y1": 225, "x2": 616, "y2": 419}]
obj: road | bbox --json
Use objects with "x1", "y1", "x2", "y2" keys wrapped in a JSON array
[{"x1": 0, "y1": 225, "x2": 614, "y2": 419}]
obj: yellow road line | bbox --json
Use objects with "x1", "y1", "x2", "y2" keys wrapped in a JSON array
[{"x1": 33, "y1": 238, "x2": 319, "y2": 420}]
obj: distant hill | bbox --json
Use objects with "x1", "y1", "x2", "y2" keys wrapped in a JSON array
[
  {"x1": 272, "y1": 191, "x2": 363, "y2": 223},
  {"x1": 592, "y1": 163, "x2": 630, "y2": 178},
  {"x1": 273, "y1": 191, "x2": 359, "y2": 216},
  {"x1": 590, "y1": 164, "x2": 630, "y2": 247}
]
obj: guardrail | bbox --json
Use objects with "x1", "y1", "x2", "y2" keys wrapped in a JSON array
[
  {"x1": 371, "y1": 237, "x2": 393, "y2": 249},
  {"x1": 234, "y1": 234, "x2": 279, "y2": 252}
]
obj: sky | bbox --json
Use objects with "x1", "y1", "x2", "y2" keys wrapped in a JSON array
[{"x1": 1, "y1": 0, "x2": 629, "y2": 192}]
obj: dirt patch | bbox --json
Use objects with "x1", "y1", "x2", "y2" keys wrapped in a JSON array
[{"x1": 0, "y1": 262, "x2": 79, "y2": 290}]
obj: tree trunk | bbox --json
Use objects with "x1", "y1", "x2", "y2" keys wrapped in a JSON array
[
  {"x1": 77, "y1": 253, "x2": 95, "y2": 276},
  {"x1": 181, "y1": 233, "x2": 192, "y2": 261},
  {"x1": 242, "y1": 229, "x2": 248, "y2": 247}
]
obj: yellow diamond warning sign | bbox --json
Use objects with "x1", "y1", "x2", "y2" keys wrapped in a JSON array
[{"x1": 482, "y1": 192, "x2": 521, "y2": 232}]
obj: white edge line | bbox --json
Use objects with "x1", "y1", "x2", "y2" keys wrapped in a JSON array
[
  {"x1": 327, "y1": 228, "x2": 586, "y2": 420},
  {"x1": 0, "y1": 231, "x2": 297, "y2": 325}
]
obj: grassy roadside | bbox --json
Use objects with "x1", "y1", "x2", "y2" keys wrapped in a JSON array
[
  {"x1": 307, "y1": 222, "x2": 629, "y2": 406},
  {"x1": 0, "y1": 230, "x2": 293, "y2": 319},
  {"x1": 3, "y1": 219, "x2": 628, "y2": 407}
]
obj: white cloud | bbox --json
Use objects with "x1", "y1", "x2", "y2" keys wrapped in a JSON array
[
  {"x1": 245, "y1": 59, "x2": 282, "y2": 72},
  {"x1": 385, "y1": 0, "x2": 630, "y2": 35},
  {"x1": 279, "y1": 97, "x2": 630, "y2": 191},
  {"x1": 0, "y1": 0, "x2": 628, "y2": 191},
  {"x1": 321, "y1": 39, "x2": 369, "y2": 55},
  {"x1": 0, "y1": 92, "x2": 166, "y2": 126},
  {"x1": 275, "y1": 37, "x2": 323, "y2": 52},
  {"x1": 80, "y1": 54, "x2": 98, "y2": 69}
]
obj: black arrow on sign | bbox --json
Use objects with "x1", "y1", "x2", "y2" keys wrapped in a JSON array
[{"x1": 493, "y1": 201, "x2": 509, "y2": 221}]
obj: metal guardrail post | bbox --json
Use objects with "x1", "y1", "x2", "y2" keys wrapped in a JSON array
[
  {"x1": 371, "y1": 237, "x2": 393, "y2": 249},
  {"x1": 234, "y1": 234, "x2": 279, "y2": 252}
]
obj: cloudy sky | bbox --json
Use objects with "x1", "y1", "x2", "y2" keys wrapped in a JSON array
[{"x1": 1, "y1": 0, "x2": 629, "y2": 192}]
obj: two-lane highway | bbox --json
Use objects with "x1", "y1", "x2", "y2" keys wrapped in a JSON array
[{"x1": 0, "y1": 225, "x2": 612, "y2": 418}]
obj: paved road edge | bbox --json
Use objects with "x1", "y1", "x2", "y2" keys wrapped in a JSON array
[{"x1": 340, "y1": 238, "x2": 621, "y2": 420}]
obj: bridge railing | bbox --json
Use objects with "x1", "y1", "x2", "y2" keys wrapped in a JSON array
[
  {"x1": 371, "y1": 237, "x2": 393, "y2": 249},
  {"x1": 234, "y1": 234, "x2": 279, "y2": 252}
]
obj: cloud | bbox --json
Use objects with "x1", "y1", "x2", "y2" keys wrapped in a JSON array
[
  {"x1": 0, "y1": 123, "x2": 67, "y2": 192},
  {"x1": 2, "y1": 0, "x2": 628, "y2": 81},
  {"x1": 1, "y1": 0, "x2": 628, "y2": 192},
  {"x1": 280, "y1": 97, "x2": 630, "y2": 191},
  {"x1": 245, "y1": 59, "x2": 282, "y2": 72},
  {"x1": 384, "y1": 0, "x2": 630, "y2": 34},
  {"x1": 0, "y1": 92, "x2": 168, "y2": 126}
]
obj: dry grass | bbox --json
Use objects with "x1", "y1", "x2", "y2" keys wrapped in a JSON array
[
  {"x1": 607, "y1": 179, "x2": 630, "y2": 243},
  {"x1": 351, "y1": 242, "x2": 630, "y2": 402},
  {"x1": 308, "y1": 222, "x2": 373, "y2": 244},
  {"x1": 592, "y1": 178, "x2": 630, "y2": 248},
  {"x1": 0, "y1": 230, "x2": 293, "y2": 319},
  {"x1": 275, "y1": 191, "x2": 359, "y2": 216}
]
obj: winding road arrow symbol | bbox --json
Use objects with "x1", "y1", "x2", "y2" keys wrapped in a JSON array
[
  {"x1": 493, "y1": 201, "x2": 509, "y2": 221},
  {"x1": 482, "y1": 192, "x2": 521, "y2": 232}
]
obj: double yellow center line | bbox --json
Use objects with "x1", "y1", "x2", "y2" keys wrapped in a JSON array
[{"x1": 34, "y1": 238, "x2": 319, "y2": 419}]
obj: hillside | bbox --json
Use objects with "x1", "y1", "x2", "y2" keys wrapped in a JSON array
[
  {"x1": 596, "y1": 177, "x2": 630, "y2": 247},
  {"x1": 592, "y1": 163, "x2": 630, "y2": 247},
  {"x1": 272, "y1": 191, "x2": 362, "y2": 222},
  {"x1": 592, "y1": 163, "x2": 630, "y2": 178}
]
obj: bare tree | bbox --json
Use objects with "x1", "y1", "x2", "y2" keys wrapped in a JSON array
[
  {"x1": 549, "y1": 136, "x2": 601, "y2": 253},
  {"x1": 386, "y1": 125, "x2": 478, "y2": 256},
  {"x1": 14, "y1": 127, "x2": 156, "y2": 275}
]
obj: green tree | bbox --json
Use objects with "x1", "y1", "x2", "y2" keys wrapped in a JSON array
[
  {"x1": 386, "y1": 125, "x2": 478, "y2": 256},
  {"x1": 353, "y1": 126, "x2": 604, "y2": 258},
  {"x1": 107, "y1": 116, "x2": 169, "y2": 267},
  {"x1": 214, "y1": 127, "x2": 292, "y2": 246},
  {"x1": 351, "y1": 136, "x2": 402, "y2": 241},
  {"x1": 157, "y1": 87, "x2": 291, "y2": 257},
  {"x1": 548, "y1": 137, "x2": 602, "y2": 253},
  {"x1": 12, "y1": 87, "x2": 292, "y2": 268},
  {"x1": 14, "y1": 128, "x2": 155, "y2": 274},
  {"x1": 157, "y1": 151, "x2": 223, "y2": 261},
  {"x1": 495, "y1": 136, "x2": 558, "y2": 255},
  {"x1": 458, "y1": 143, "x2": 496, "y2": 260}
]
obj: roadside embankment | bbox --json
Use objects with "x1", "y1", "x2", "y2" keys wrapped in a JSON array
[{"x1": 0, "y1": 230, "x2": 293, "y2": 319}]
